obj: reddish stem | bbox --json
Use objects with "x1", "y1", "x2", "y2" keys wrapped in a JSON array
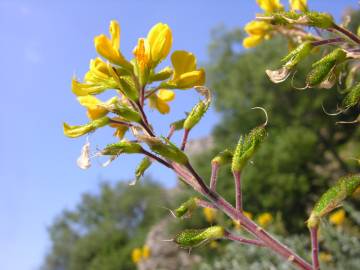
[
  {"x1": 181, "y1": 129, "x2": 190, "y2": 151},
  {"x1": 167, "y1": 125, "x2": 176, "y2": 140},
  {"x1": 311, "y1": 37, "x2": 344, "y2": 47},
  {"x1": 331, "y1": 23, "x2": 360, "y2": 45},
  {"x1": 233, "y1": 170, "x2": 243, "y2": 212},
  {"x1": 310, "y1": 226, "x2": 320, "y2": 270},
  {"x1": 196, "y1": 198, "x2": 217, "y2": 209},
  {"x1": 224, "y1": 230, "x2": 265, "y2": 247},
  {"x1": 210, "y1": 162, "x2": 219, "y2": 191}
]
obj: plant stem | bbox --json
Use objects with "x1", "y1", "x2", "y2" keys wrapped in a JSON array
[
  {"x1": 233, "y1": 170, "x2": 243, "y2": 212},
  {"x1": 167, "y1": 125, "x2": 176, "y2": 140},
  {"x1": 224, "y1": 230, "x2": 265, "y2": 247},
  {"x1": 141, "y1": 149, "x2": 173, "y2": 169},
  {"x1": 210, "y1": 162, "x2": 219, "y2": 191},
  {"x1": 196, "y1": 198, "x2": 217, "y2": 209},
  {"x1": 181, "y1": 129, "x2": 190, "y2": 151},
  {"x1": 311, "y1": 37, "x2": 344, "y2": 47},
  {"x1": 310, "y1": 226, "x2": 320, "y2": 270},
  {"x1": 331, "y1": 23, "x2": 360, "y2": 45}
]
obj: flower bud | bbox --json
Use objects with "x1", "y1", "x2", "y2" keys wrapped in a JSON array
[
  {"x1": 174, "y1": 226, "x2": 225, "y2": 248},
  {"x1": 63, "y1": 116, "x2": 110, "y2": 138},
  {"x1": 147, "y1": 23, "x2": 173, "y2": 64},
  {"x1": 307, "y1": 174, "x2": 360, "y2": 228},
  {"x1": 149, "y1": 66, "x2": 173, "y2": 82},
  {"x1": 212, "y1": 149, "x2": 234, "y2": 166}
]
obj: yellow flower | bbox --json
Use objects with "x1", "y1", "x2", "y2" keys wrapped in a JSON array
[
  {"x1": 111, "y1": 122, "x2": 129, "y2": 139},
  {"x1": 243, "y1": 21, "x2": 272, "y2": 48},
  {"x1": 94, "y1": 20, "x2": 132, "y2": 70},
  {"x1": 131, "y1": 248, "x2": 142, "y2": 264},
  {"x1": 319, "y1": 252, "x2": 333, "y2": 263},
  {"x1": 257, "y1": 0, "x2": 284, "y2": 13},
  {"x1": 245, "y1": 21, "x2": 271, "y2": 36},
  {"x1": 329, "y1": 209, "x2": 346, "y2": 226},
  {"x1": 289, "y1": 0, "x2": 307, "y2": 12},
  {"x1": 203, "y1": 207, "x2": 216, "y2": 223},
  {"x1": 147, "y1": 22, "x2": 173, "y2": 64},
  {"x1": 243, "y1": 35, "x2": 264, "y2": 48},
  {"x1": 133, "y1": 38, "x2": 151, "y2": 71},
  {"x1": 169, "y1": 50, "x2": 206, "y2": 89},
  {"x1": 77, "y1": 95, "x2": 117, "y2": 120},
  {"x1": 257, "y1": 212, "x2": 273, "y2": 228},
  {"x1": 142, "y1": 245, "x2": 151, "y2": 259},
  {"x1": 72, "y1": 58, "x2": 118, "y2": 97},
  {"x1": 149, "y1": 89, "x2": 175, "y2": 114}
]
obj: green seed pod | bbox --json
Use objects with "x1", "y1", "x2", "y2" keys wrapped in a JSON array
[
  {"x1": 149, "y1": 66, "x2": 173, "y2": 82},
  {"x1": 183, "y1": 101, "x2": 208, "y2": 131},
  {"x1": 282, "y1": 41, "x2": 313, "y2": 69},
  {"x1": 174, "y1": 226, "x2": 225, "y2": 248},
  {"x1": 342, "y1": 82, "x2": 360, "y2": 109},
  {"x1": 308, "y1": 174, "x2": 360, "y2": 228},
  {"x1": 212, "y1": 149, "x2": 234, "y2": 166},
  {"x1": 141, "y1": 136, "x2": 189, "y2": 165},
  {"x1": 306, "y1": 48, "x2": 346, "y2": 87},
  {"x1": 101, "y1": 140, "x2": 143, "y2": 155},
  {"x1": 131, "y1": 157, "x2": 152, "y2": 185},
  {"x1": 231, "y1": 126, "x2": 267, "y2": 172},
  {"x1": 112, "y1": 104, "x2": 142, "y2": 123},
  {"x1": 304, "y1": 11, "x2": 334, "y2": 28},
  {"x1": 174, "y1": 197, "x2": 198, "y2": 218},
  {"x1": 63, "y1": 116, "x2": 110, "y2": 138}
]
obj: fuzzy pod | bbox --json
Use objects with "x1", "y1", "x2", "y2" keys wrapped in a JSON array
[
  {"x1": 308, "y1": 174, "x2": 360, "y2": 228},
  {"x1": 231, "y1": 126, "x2": 267, "y2": 172},
  {"x1": 129, "y1": 157, "x2": 152, "y2": 186},
  {"x1": 183, "y1": 101, "x2": 209, "y2": 131},
  {"x1": 174, "y1": 197, "x2": 198, "y2": 218},
  {"x1": 63, "y1": 116, "x2": 110, "y2": 138},
  {"x1": 142, "y1": 136, "x2": 189, "y2": 165},
  {"x1": 342, "y1": 82, "x2": 360, "y2": 109},
  {"x1": 306, "y1": 48, "x2": 346, "y2": 87},
  {"x1": 282, "y1": 41, "x2": 313, "y2": 69},
  {"x1": 212, "y1": 149, "x2": 234, "y2": 166},
  {"x1": 112, "y1": 104, "x2": 142, "y2": 123},
  {"x1": 101, "y1": 140, "x2": 143, "y2": 155},
  {"x1": 174, "y1": 226, "x2": 225, "y2": 248},
  {"x1": 304, "y1": 11, "x2": 334, "y2": 28}
]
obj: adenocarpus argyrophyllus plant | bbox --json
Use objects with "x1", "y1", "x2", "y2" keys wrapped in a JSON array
[{"x1": 64, "y1": 18, "x2": 360, "y2": 270}]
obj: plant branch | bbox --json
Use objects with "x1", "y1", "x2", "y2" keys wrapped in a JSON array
[
  {"x1": 331, "y1": 23, "x2": 360, "y2": 45},
  {"x1": 141, "y1": 148, "x2": 173, "y2": 169},
  {"x1": 233, "y1": 170, "x2": 243, "y2": 212},
  {"x1": 196, "y1": 198, "x2": 217, "y2": 209},
  {"x1": 311, "y1": 37, "x2": 345, "y2": 47},
  {"x1": 224, "y1": 230, "x2": 265, "y2": 247},
  {"x1": 210, "y1": 162, "x2": 219, "y2": 191},
  {"x1": 181, "y1": 129, "x2": 190, "y2": 151},
  {"x1": 310, "y1": 226, "x2": 320, "y2": 270}
]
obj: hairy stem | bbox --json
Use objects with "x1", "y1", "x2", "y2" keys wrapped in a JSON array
[
  {"x1": 233, "y1": 170, "x2": 243, "y2": 212},
  {"x1": 210, "y1": 162, "x2": 219, "y2": 191},
  {"x1": 224, "y1": 230, "x2": 265, "y2": 247},
  {"x1": 181, "y1": 129, "x2": 190, "y2": 151},
  {"x1": 310, "y1": 226, "x2": 320, "y2": 270}
]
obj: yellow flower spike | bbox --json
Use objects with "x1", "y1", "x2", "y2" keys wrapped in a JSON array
[
  {"x1": 131, "y1": 248, "x2": 142, "y2": 264},
  {"x1": 94, "y1": 20, "x2": 132, "y2": 70},
  {"x1": 142, "y1": 245, "x2": 151, "y2": 259},
  {"x1": 203, "y1": 207, "x2": 216, "y2": 223},
  {"x1": 257, "y1": 0, "x2": 284, "y2": 13},
  {"x1": 244, "y1": 21, "x2": 271, "y2": 36},
  {"x1": 257, "y1": 212, "x2": 273, "y2": 228},
  {"x1": 149, "y1": 89, "x2": 175, "y2": 114},
  {"x1": 243, "y1": 35, "x2": 264, "y2": 48},
  {"x1": 289, "y1": 0, "x2": 307, "y2": 12},
  {"x1": 329, "y1": 209, "x2": 346, "y2": 226},
  {"x1": 147, "y1": 22, "x2": 173, "y2": 64}
]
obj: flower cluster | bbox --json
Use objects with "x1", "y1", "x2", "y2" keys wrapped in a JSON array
[
  {"x1": 243, "y1": 0, "x2": 307, "y2": 48},
  {"x1": 64, "y1": 20, "x2": 205, "y2": 140}
]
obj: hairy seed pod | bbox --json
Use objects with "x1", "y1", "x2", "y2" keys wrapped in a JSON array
[
  {"x1": 308, "y1": 174, "x2": 360, "y2": 228},
  {"x1": 342, "y1": 82, "x2": 360, "y2": 109},
  {"x1": 101, "y1": 140, "x2": 143, "y2": 155},
  {"x1": 174, "y1": 197, "x2": 198, "y2": 218},
  {"x1": 174, "y1": 226, "x2": 225, "y2": 248}
]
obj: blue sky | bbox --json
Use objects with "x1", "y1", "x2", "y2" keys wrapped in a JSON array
[{"x1": 0, "y1": 1, "x2": 358, "y2": 269}]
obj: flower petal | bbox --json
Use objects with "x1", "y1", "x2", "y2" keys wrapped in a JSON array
[{"x1": 157, "y1": 89, "x2": 175, "y2": 102}]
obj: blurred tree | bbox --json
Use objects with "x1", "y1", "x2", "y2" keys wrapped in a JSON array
[
  {"x1": 41, "y1": 180, "x2": 168, "y2": 270},
  {"x1": 193, "y1": 24, "x2": 360, "y2": 232}
]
